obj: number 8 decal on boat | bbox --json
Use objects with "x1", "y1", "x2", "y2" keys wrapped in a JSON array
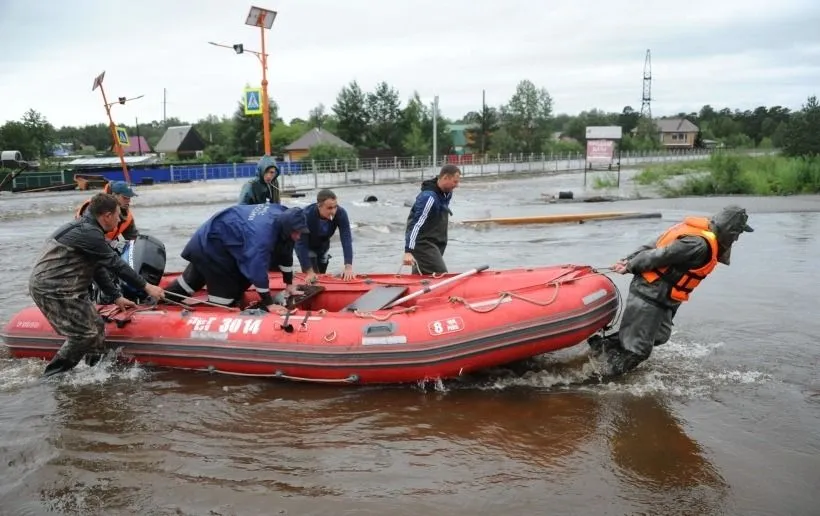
[{"x1": 428, "y1": 317, "x2": 464, "y2": 336}]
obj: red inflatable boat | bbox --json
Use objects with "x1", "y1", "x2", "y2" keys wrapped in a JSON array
[{"x1": 1, "y1": 264, "x2": 619, "y2": 385}]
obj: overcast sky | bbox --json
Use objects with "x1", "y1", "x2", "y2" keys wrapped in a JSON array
[{"x1": 0, "y1": 0, "x2": 818, "y2": 128}]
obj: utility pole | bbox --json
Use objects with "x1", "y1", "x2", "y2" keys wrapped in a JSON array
[
  {"x1": 163, "y1": 88, "x2": 167, "y2": 124},
  {"x1": 481, "y1": 89, "x2": 486, "y2": 155},
  {"x1": 135, "y1": 117, "x2": 142, "y2": 156},
  {"x1": 432, "y1": 95, "x2": 439, "y2": 170}
]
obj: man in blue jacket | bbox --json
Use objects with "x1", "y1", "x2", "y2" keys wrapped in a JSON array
[
  {"x1": 403, "y1": 164, "x2": 461, "y2": 274},
  {"x1": 295, "y1": 189, "x2": 355, "y2": 282},
  {"x1": 238, "y1": 155, "x2": 281, "y2": 205},
  {"x1": 164, "y1": 204, "x2": 308, "y2": 312}
]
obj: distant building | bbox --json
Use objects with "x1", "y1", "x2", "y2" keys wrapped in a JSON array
[
  {"x1": 655, "y1": 118, "x2": 699, "y2": 149},
  {"x1": 155, "y1": 125, "x2": 207, "y2": 160},
  {"x1": 284, "y1": 128, "x2": 354, "y2": 161},
  {"x1": 447, "y1": 123, "x2": 479, "y2": 155},
  {"x1": 113, "y1": 136, "x2": 152, "y2": 156}
]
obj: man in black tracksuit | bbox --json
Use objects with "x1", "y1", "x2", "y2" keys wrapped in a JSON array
[{"x1": 403, "y1": 164, "x2": 461, "y2": 274}]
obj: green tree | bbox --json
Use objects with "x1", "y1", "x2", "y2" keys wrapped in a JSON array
[
  {"x1": 500, "y1": 79, "x2": 554, "y2": 154},
  {"x1": 331, "y1": 81, "x2": 370, "y2": 148},
  {"x1": 782, "y1": 95, "x2": 820, "y2": 157},
  {"x1": 464, "y1": 103, "x2": 500, "y2": 154},
  {"x1": 21, "y1": 109, "x2": 55, "y2": 158},
  {"x1": 365, "y1": 81, "x2": 403, "y2": 152}
]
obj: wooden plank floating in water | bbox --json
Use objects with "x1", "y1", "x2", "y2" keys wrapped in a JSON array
[{"x1": 461, "y1": 211, "x2": 662, "y2": 225}]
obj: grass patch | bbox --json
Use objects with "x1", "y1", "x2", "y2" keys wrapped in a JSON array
[
  {"x1": 669, "y1": 154, "x2": 820, "y2": 196},
  {"x1": 633, "y1": 159, "x2": 711, "y2": 185},
  {"x1": 592, "y1": 172, "x2": 619, "y2": 189}
]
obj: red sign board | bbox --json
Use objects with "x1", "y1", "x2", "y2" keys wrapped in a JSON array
[
  {"x1": 586, "y1": 139, "x2": 614, "y2": 163},
  {"x1": 428, "y1": 317, "x2": 465, "y2": 336}
]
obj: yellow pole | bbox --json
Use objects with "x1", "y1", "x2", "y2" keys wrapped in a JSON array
[
  {"x1": 259, "y1": 24, "x2": 271, "y2": 156},
  {"x1": 99, "y1": 85, "x2": 131, "y2": 184}
]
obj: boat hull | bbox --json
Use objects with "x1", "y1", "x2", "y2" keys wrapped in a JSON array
[{"x1": 1, "y1": 265, "x2": 619, "y2": 384}]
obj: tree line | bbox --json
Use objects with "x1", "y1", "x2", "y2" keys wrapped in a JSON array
[{"x1": 1, "y1": 78, "x2": 817, "y2": 166}]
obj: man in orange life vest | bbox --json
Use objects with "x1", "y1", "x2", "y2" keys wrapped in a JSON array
[
  {"x1": 76, "y1": 181, "x2": 139, "y2": 243},
  {"x1": 589, "y1": 205, "x2": 754, "y2": 377}
]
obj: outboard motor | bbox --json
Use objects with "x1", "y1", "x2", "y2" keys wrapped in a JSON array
[
  {"x1": 120, "y1": 234, "x2": 167, "y2": 302},
  {"x1": 93, "y1": 234, "x2": 167, "y2": 304}
]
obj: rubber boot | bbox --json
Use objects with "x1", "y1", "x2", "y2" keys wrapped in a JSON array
[
  {"x1": 84, "y1": 353, "x2": 103, "y2": 367},
  {"x1": 42, "y1": 356, "x2": 80, "y2": 377}
]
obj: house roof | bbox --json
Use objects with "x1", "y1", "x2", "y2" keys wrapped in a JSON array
[
  {"x1": 65, "y1": 155, "x2": 159, "y2": 167},
  {"x1": 655, "y1": 117, "x2": 699, "y2": 133},
  {"x1": 155, "y1": 125, "x2": 206, "y2": 153},
  {"x1": 284, "y1": 128, "x2": 354, "y2": 151},
  {"x1": 115, "y1": 136, "x2": 151, "y2": 154}
]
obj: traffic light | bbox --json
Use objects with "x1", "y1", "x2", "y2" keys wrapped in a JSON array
[
  {"x1": 233, "y1": 44, "x2": 244, "y2": 54},
  {"x1": 118, "y1": 97, "x2": 126, "y2": 105}
]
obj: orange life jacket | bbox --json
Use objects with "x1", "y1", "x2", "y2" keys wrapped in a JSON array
[
  {"x1": 75, "y1": 199, "x2": 134, "y2": 241},
  {"x1": 640, "y1": 216, "x2": 719, "y2": 302}
]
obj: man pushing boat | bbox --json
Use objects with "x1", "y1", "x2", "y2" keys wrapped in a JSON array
[
  {"x1": 295, "y1": 189, "x2": 355, "y2": 282},
  {"x1": 164, "y1": 203, "x2": 310, "y2": 313},
  {"x1": 403, "y1": 164, "x2": 461, "y2": 274},
  {"x1": 29, "y1": 193, "x2": 165, "y2": 377},
  {"x1": 590, "y1": 205, "x2": 753, "y2": 377}
]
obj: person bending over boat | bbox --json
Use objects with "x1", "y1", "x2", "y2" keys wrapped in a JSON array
[
  {"x1": 295, "y1": 189, "x2": 355, "y2": 282},
  {"x1": 29, "y1": 193, "x2": 165, "y2": 377},
  {"x1": 403, "y1": 164, "x2": 461, "y2": 274},
  {"x1": 239, "y1": 155, "x2": 281, "y2": 205},
  {"x1": 589, "y1": 205, "x2": 753, "y2": 377},
  {"x1": 163, "y1": 204, "x2": 309, "y2": 313}
]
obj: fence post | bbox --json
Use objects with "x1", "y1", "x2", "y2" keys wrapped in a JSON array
[
  {"x1": 170, "y1": 165, "x2": 175, "y2": 183},
  {"x1": 233, "y1": 162, "x2": 237, "y2": 179},
  {"x1": 203, "y1": 163, "x2": 207, "y2": 181},
  {"x1": 312, "y1": 160, "x2": 318, "y2": 189},
  {"x1": 373, "y1": 157, "x2": 378, "y2": 184}
]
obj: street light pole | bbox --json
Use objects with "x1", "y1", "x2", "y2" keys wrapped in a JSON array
[
  {"x1": 246, "y1": 6, "x2": 277, "y2": 157},
  {"x1": 92, "y1": 71, "x2": 144, "y2": 184},
  {"x1": 208, "y1": 6, "x2": 277, "y2": 157}
]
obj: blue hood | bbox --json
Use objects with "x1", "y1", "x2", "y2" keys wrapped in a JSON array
[
  {"x1": 277, "y1": 207, "x2": 309, "y2": 237},
  {"x1": 256, "y1": 155, "x2": 280, "y2": 181}
]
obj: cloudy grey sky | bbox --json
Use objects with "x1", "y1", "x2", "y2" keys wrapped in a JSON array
[{"x1": 0, "y1": 0, "x2": 818, "y2": 128}]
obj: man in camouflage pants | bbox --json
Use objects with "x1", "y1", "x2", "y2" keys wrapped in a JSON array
[{"x1": 28, "y1": 193, "x2": 165, "y2": 377}]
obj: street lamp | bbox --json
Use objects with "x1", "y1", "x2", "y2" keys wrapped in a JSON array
[
  {"x1": 208, "y1": 5, "x2": 278, "y2": 156},
  {"x1": 92, "y1": 71, "x2": 143, "y2": 183}
]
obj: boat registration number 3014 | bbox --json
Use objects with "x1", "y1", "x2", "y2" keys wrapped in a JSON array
[
  {"x1": 428, "y1": 317, "x2": 464, "y2": 336},
  {"x1": 186, "y1": 316, "x2": 262, "y2": 335}
]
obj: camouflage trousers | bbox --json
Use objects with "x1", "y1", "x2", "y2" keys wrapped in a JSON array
[{"x1": 29, "y1": 287, "x2": 106, "y2": 365}]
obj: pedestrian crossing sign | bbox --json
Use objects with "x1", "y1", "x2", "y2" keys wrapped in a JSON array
[
  {"x1": 244, "y1": 88, "x2": 263, "y2": 115},
  {"x1": 115, "y1": 126, "x2": 129, "y2": 146}
]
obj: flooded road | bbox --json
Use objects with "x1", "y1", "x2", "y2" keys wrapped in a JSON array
[{"x1": 1, "y1": 169, "x2": 819, "y2": 515}]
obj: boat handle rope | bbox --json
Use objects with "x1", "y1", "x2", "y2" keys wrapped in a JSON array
[
  {"x1": 354, "y1": 305, "x2": 417, "y2": 321},
  {"x1": 201, "y1": 366, "x2": 357, "y2": 383},
  {"x1": 449, "y1": 280, "x2": 563, "y2": 313}
]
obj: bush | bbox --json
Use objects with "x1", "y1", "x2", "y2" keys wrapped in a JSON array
[{"x1": 672, "y1": 154, "x2": 820, "y2": 196}]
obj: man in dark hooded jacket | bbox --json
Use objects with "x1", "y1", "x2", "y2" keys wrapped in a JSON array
[
  {"x1": 589, "y1": 205, "x2": 754, "y2": 377},
  {"x1": 238, "y1": 155, "x2": 281, "y2": 205},
  {"x1": 164, "y1": 204, "x2": 309, "y2": 312},
  {"x1": 403, "y1": 164, "x2": 461, "y2": 274}
]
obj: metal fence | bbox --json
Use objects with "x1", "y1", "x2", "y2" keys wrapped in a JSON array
[
  {"x1": 170, "y1": 148, "x2": 722, "y2": 191},
  {"x1": 5, "y1": 147, "x2": 738, "y2": 192}
]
